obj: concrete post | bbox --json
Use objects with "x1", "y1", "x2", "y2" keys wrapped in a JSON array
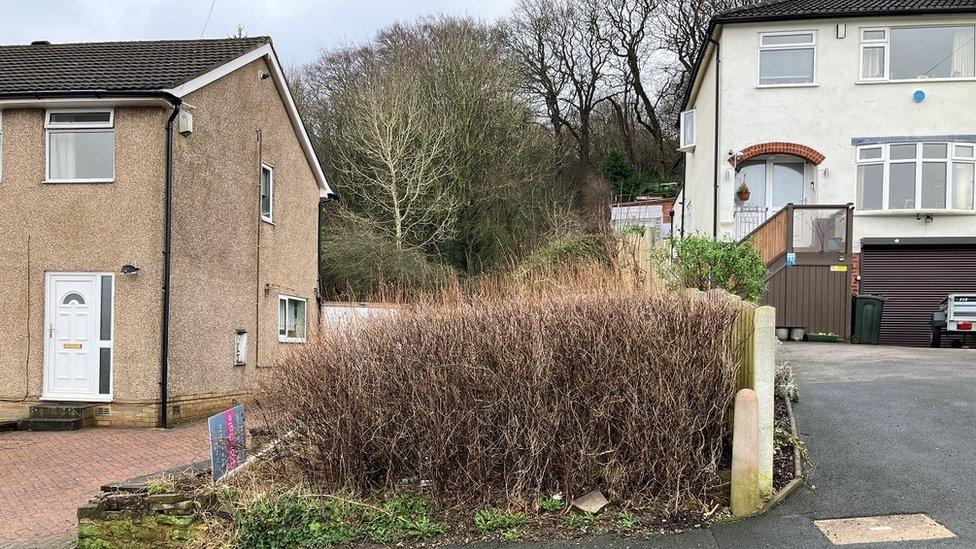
[
  {"x1": 753, "y1": 306, "x2": 777, "y2": 497},
  {"x1": 731, "y1": 388, "x2": 760, "y2": 517}
]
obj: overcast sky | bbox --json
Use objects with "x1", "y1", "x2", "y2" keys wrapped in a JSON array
[{"x1": 0, "y1": 0, "x2": 516, "y2": 66}]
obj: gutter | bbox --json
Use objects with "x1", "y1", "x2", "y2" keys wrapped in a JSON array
[
  {"x1": 709, "y1": 37, "x2": 721, "y2": 239},
  {"x1": 160, "y1": 99, "x2": 182, "y2": 429}
]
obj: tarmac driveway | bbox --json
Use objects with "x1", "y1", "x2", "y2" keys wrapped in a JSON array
[{"x1": 705, "y1": 342, "x2": 976, "y2": 548}]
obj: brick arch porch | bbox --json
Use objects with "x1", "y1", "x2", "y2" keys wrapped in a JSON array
[{"x1": 730, "y1": 142, "x2": 826, "y2": 166}]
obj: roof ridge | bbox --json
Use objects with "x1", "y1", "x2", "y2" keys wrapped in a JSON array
[
  {"x1": 0, "y1": 36, "x2": 269, "y2": 50},
  {"x1": 719, "y1": 0, "x2": 794, "y2": 17}
]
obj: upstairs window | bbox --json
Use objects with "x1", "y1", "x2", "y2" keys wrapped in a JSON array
[
  {"x1": 758, "y1": 31, "x2": 816, "y2": 86},
  {"x1": 861, "y1": 26, "x2": 976, "y2": 81},
  {"x1": 260, "y1": 163, "x2": 274, "y2": 223},
  {"x1": 679, "y1": 109, "x2": 696, "y2": 150},
  {"x1": 278, "y1": 295, "x2": 307, "y2": 343},
  {"x1": 856, "y1": 142, "x2": 976, "y2": 212},
  {"x1": 45, "y1": 109, "x2": 115, "y2": 182}
]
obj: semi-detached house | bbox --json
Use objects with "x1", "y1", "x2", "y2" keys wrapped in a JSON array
[
  {"x1": 675, "y1": 0, "x2": 976, "y2": 346},
  {"x1": 0, "y1": 37, "x2": 333, "y2": 428}
]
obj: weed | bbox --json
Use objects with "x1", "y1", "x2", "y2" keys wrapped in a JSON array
[
  {"x1": 145, "y1": 476, "x2": 177, "y2": 496},
  {"x1": 503, "y1": 527, "x2": 526, "y2": 541},
  {"x1": 563, "y1": 512, "x2": 600, "y2": 529},
  {"x1": 474, "y1": 508, "x2": 530, "y2": 533},
  {"x1": 617, "y1": 512, "x2": 638, "y2": 529},
  {"x1": 537, "y1": 496, "x2": 564, "y2": 514}
]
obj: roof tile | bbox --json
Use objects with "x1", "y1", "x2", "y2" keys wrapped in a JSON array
[
  {"x1": 718, "y1": 0, "x2": 976, "y2": 21},
  {"x1": 0, "y1": 37, "x2": 269, "y2": 95}
]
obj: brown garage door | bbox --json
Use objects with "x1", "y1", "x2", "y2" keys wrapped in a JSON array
[{"x1": 860, "y1": 240, "x2": 976, "y2": 346}]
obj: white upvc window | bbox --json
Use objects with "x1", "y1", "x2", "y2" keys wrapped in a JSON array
[
  {"x1": 859, "y1": 25, "x2": 976, "y2": 82},
  {"x1": 261, "y1": 163, "x2": 274, "y2": 223},
  {"x1": 278, "y1": 295, "x2": 307, "y2": 343},
  {"x1": 679, "y1": 109, "x2": 696, "y2": 151},
  {"x1": 234, "y1": 330, "x2": 248, "y2": 366},
  {"x1": 758, "y1": 31, "x2": 816, "y2": 86},
  {"x1": 855, "y1": 142, "x2": 976, "y2": 212},
  {"x1": 45, "y1": 109, "x2": 115, "y2": 183}
]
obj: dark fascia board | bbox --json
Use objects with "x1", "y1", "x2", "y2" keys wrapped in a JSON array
[
  {"x1": 680, "y1": 6, "x2": 976, "y2": 114},
  {"x1": 862, "y1": 236, "x2": 976, "y2": 247},
  {"x1": 0, "y1": 90, "x2": 179, "y2": 101},
  {"x1": 714, "y1": 6, "x2": 976, "y2": 25}
]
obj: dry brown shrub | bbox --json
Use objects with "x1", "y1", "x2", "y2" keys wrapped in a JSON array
[{"x1": 264, "y1": 265, "x2": 741, "y2": 512}]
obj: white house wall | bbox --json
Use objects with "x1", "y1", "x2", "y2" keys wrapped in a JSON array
[
  {"x1": 683, "y1": 14, "x2": 976, "y2": 249},
  {"x1": 675, "y1": 37, "x2": 720, "y2": 238}
]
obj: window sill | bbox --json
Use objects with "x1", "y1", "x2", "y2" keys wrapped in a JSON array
[
  {"x1": 855, "y1": 209, "x2": 976, "y2": 217},
  {"x1": 278, "y1": 337, "x2": 307, "y2": 344},
  {"x1": 677, "y1": 144, "x2": 696, "y2": 153},
  {"x1": 756, "y1": 83, "x2": 818, "y2": 89},
  {"x1": 43, "y1": 179, "x2": 114, "y2": 184},
  {"x1": 856, "y1": 77, "x2": 976, "y2": 85},
  {"x1": 261, "y1": 217, "x2": 275, "y2": 225}
]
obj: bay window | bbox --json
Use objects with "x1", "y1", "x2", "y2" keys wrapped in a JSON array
[
  {"x1": 856, "y1": 142, "x2": 976, "y2": 212},
  {"x1": 45, "y1": 109, "x2": 115, "y2": 182},
  {"x1": 860, "y1": 26, "x2": 976, "y2": 81},
  {"x1": 758, "y1": 31, "x2": 816, "y2": 86}
]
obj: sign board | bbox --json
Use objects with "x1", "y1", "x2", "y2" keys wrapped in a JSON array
[
  {"x1": 208, "y1": 405, "x2": 247, "y2": 481},
  {"x1": 786, "y1": 252, "x2": 797, "y2": 266},
  {"x1": 830, "y1": 265, "x2": 849, "y2": 272}
]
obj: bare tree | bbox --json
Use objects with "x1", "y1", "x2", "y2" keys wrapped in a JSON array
[{"x1": 330, "y1": 65, "x2": 459, "y2": 251}]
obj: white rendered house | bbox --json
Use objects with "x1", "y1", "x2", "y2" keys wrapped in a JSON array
[{"x1": 675, "y1": 0, "x2": 976, "y2": 346}]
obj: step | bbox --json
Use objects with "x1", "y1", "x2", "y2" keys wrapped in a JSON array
[
  {"x1": 0, "y1": 421, "x2": 17, "y2": 433},
  {"x1": 28, "y1": 402, "x2": 97, "y2": 420},
  {"x1": 16, "y1": 417, "x2": 83, "y2": 432}
]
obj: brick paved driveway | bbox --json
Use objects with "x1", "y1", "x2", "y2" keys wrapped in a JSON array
[{"x1": 0, "y1": 421, "x2": 210, "y2": 547}]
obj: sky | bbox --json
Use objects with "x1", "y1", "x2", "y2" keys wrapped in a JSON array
[{"x1": 0, "y1": 0, "x2": 516, "y2": 66}]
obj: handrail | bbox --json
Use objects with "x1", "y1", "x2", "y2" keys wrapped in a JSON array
[{"x1": 739, "y1": 205, "x2": 788, "y2": 244}]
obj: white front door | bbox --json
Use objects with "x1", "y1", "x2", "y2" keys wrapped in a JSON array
[
  {"x1": 43, "y1": 273, "x2": 110, "y2": 401},
  {"x1": 734, "y1": 158, "x2": 809, "y2": 239}
]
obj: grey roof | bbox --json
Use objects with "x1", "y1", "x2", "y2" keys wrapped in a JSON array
[
  {"x1": 0, "y1": 37, "x2": 269, "y2": 96},
  {"x1": 717, "y1": 0, "x2": 976, "y2": 23}
]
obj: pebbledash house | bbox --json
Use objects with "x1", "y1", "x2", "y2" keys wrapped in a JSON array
[
  {"x1": 673, "y1": 0, "x2": 976, "y2": 346},
  {"x1": 0, "y1": 37, "x2": 333, "y2": 428}
]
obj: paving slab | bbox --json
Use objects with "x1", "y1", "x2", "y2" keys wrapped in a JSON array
[{"x1": 0, "y1": 420, "x2": 209, "y2": 546}]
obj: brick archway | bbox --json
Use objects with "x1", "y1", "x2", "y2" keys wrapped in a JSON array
[{"x1": 729, "y1": 142, "x2": 826, "y2": 166}]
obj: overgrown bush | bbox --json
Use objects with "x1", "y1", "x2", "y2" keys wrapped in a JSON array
[
  {"x1": 522, "y1": 233, "x2": 610, "y2": 268},
  {"x1": 658, "y1": 236, "x2": 768, "y2": 302},
  {"x1": 320, "y1": 209, "x2": 457, "y2": 300},
  {"x1": 264, "y1": 273, "x2": 743, "y2": 511}
]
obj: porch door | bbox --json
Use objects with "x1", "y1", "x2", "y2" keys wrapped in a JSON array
[
  {"x1": 43, "y1": 273, "x2": 104, "y2": 401},
  {"x1": 735, "y1": 159, "x2": 807, "y2": 238}
]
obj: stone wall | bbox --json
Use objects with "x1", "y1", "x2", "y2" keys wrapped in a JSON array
[{"x1": 77, "y1": 488, "x2": 208, "y2": 547}]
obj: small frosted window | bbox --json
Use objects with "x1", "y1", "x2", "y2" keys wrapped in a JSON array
[{"x1": 62, "y1": 292, "x2": 86, "y2": 305}]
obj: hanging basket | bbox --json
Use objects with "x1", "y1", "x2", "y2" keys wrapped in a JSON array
[{"x1": 737, "y1": 190, "x2": 751, "y2": 202}]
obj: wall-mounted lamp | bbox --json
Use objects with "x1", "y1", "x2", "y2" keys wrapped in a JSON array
[
  {"x1": 260, "y1": 72, "x2": 271, "y2": 80},
  {"x1": 121, "y1": 264, "x2": 140, "y2": 275},
  {"x1": 915, "y1": 213, "x2": 934, "y2": 224}
]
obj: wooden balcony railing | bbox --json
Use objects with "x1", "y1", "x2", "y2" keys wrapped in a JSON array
[{"x1": 741, "y1": 204, "x2": 854, "y2": 266}]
